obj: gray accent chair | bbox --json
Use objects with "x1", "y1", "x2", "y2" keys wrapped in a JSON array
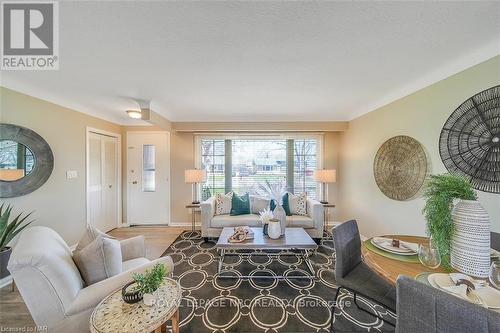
[
  {"x1": 8, "y1": 226, "x2": 174, "y2": 333},
  {"x1": 201, "y1": 195, "x2": 324, "y2": 241},
  {"x1": 396, "y1": 275, "x2": 500, "y2": 333},
  {"x1": 330, "y1": 220, "x2": 396, "y2": 331}
]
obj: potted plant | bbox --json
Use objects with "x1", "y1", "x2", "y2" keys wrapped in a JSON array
[
  {"x1": 132, "y1": 263, "x2": 167, "y2": 306},
  {"x1": 0, "y1": 204, "x2": 33, "y2": 279},
  {"x1": 422, "y1": 174, "x2": 483, "y2": 271}
]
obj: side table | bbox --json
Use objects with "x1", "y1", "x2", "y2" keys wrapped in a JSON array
[
  {"x1": 185, "y1": 203, "x2": 201, "y2": 239},
  {"x1": 90, "y1": 277, "x2": 182, "y2": 333},
  {"x1": 322, "y1": 203, "x2": 335, "y2": 239}
]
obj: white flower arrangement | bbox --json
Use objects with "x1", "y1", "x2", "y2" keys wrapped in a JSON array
[
  {"x1": 259, "y1": 208, "x2": 274, "y2": 225},
  {"x1": 256, "y1": 179, "x2": 287, "y2": 206}
]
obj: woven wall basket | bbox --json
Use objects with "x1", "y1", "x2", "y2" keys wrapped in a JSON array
[
  {"x1": 439, "y1": 85, "x2": 500, "y2": 193},
  {"x1": 373, "y1": 135, "x2": 427, "y2": 201},
  {"x1": 451, "y1": 199, "x2": 490, "y2": 278}
]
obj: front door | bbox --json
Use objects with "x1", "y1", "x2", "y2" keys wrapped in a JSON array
[{"x1": 126, "y1": 131, "x2": 170, "y2": 225}]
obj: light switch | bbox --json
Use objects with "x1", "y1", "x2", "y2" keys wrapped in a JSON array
[{"x1": 66, "y1": 170, "x2": 78, "y2": 179}]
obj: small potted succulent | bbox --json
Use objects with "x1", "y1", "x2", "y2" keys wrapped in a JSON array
[
  {"x1": 131, "y1": 263, "x2": 167, "y2": 306},
  {"x1": 0, "y1": 205, "x2": 33, "y2": 279}
]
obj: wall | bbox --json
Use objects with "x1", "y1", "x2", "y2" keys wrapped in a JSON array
[
  {"x1": 338, "y1": 55, "x2": 500, "y2": 237},
  {"x1": 170, "y1": 132, "x2": 195, "y2": 223},
  {"x1": 0, "y1": 87, "x2": 122, "y2": 245}
]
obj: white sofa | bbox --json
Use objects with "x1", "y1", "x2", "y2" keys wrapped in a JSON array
[
  {"x1": 7, "y1": 226, "x2": 174, "y2": 333},
  {"x1": 201, "y1": 195, "x2": 324, "y2": 241}
]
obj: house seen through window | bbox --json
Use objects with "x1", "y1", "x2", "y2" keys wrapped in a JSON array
[{"x1": 199, "y1": 136, "x2": 320, "y2": 201}]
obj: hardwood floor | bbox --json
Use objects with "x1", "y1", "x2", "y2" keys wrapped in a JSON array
[{"x1": 0, "y1": 226, "x2": 185, "y2": 331}]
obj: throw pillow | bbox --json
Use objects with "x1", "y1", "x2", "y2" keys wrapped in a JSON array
[
  {"x1": 215, "y1": 192, "x2": 233, "y2": 215},
  {"x1": 251, "y1": 197, "x2": 270, "y2": 214},
  {"x1": 76, "y1": 224, "x2": 115, "y2": 251},
  {"x1": 270, "y1": 193, "x2": 292, "y2": 216},
  {"x1": 282, "y1": 192, "x2": 292, "y2": 216},
  {"x1": 73, "y1": 237, "x2": 122, "y2": 286},
  {"x1": 230, "y1": 192, "x2": 251, "y2": 216},
  {"x1": 288, "y1": 192, "x2": 307, "y2": 216}
]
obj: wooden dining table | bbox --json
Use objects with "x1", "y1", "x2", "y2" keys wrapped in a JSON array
[{"x1": 361, "y1": 235, "x2": 449, "y2": 285}]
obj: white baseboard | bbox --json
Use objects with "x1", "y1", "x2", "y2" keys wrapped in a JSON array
[
  {"x1": 168, "y1": 222, "x2": 201, "y2": 227},
  {"x1": 0, "y1": 275, "x2": 13, "y2": 289}
]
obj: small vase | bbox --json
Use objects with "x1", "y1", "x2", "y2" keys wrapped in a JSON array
[
  {"x1": 143, "y1": 293, "x2": 156, "y2": 306},
  {"x1": 274, "y1": 204, "x2": 287, "y2": 236},
  {"x1": 268, "y1": 219, "x2": 281, "y2": 239},
  {"x1": 263, "y1": 224, "x2": 268, "y2": 236},
  {"x1": 451, "y1": 199, "x2": 490, "y2": 278}
]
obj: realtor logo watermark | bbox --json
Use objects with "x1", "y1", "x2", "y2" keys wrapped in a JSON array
[{"x1": 1, "y1": 1, "x2": 59, "y2": 70}]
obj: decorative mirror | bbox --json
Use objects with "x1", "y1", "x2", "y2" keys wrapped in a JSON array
[
  {"x1": 0, "y1": 124, "x2": 54, "y2": 198},
  {"x1": 439, "y1": 85, "x2": 500, "y2": 193}
]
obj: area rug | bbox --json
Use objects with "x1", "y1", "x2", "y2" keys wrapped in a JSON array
[{"x1": 162, "y1": 231, "x2": 396, "y2": 333}]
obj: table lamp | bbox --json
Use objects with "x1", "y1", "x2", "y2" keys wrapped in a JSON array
[
  {"x1": 185, "y1": 169, "x2": 207, "y2": 204},
  {"x1": 314, "y1": 169, "x2": 336, "y2": 204}
]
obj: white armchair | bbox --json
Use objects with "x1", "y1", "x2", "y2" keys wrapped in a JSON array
[{"x1": 7, "y1": 226, "x2": 174, "y2": 333}]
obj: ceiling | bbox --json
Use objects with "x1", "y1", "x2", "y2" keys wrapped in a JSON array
[{"x1": 1, "y1": 1, "x2": 499, "y2": 125}]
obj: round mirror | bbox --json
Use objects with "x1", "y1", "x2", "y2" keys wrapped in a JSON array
[
  {"x1": 0, "y1": 140, "x2": 36, "y2": 181},
  {"x1": 0, "y1": 124, "x2": 54, "y2": 198}
]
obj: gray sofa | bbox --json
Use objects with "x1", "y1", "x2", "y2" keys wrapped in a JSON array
[{"x1": 201, "y1": 195, "x2": 324, "y2": 240}]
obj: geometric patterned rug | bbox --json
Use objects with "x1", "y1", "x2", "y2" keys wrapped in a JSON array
[{"x1": 162, "y1": 230, "x2": 396, "y2": 332}]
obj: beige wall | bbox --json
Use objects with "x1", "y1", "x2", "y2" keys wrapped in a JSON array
[
  {"x1": 338, "y1": 55, "x2": 500, "y2": 237},
  {"x1": 170, "y1": 132, "x2": 195, "y2": 223},
  {"x1": 0, "y1": 87, "x2": 122, "y2": 245}
]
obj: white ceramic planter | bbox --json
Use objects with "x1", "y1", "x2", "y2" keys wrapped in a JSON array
[
  {"x1": 268, "y1": 219, "x2": 281, "y2": 239},
  {"x1": 143, "y1": 293, "x2": 156, "y2": 306},
  {"x1": 451, "y1": 199, "x2": 490, "y2": 278}
]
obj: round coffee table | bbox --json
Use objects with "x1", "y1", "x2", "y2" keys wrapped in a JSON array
[{"x1": 90, "y1": 277, "x2": 182, "y2": 333}]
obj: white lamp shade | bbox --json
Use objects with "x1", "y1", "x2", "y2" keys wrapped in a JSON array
[
  {"x1": 313, "y1": 169, "x2": 336, "y2": 183},
  {"x1": 184, "y1": 169, "x2": 207, "y2": 183}
]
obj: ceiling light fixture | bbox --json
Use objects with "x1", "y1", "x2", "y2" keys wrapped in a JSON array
[{"x1": 126, "y1": 109, "x2": 142, "y2": 119}]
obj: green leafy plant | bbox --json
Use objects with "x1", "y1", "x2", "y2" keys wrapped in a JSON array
[
  {"x1": 0, "y1": 204, "x2": 33, "y2": 250},
  {"x1": 422, "y1": 174, "x2": 477, "y2": 269},
  {"x1": 132, "y1": 263, "x2": 167, "y2": 294}
]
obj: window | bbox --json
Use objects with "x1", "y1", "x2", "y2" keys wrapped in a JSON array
[
  {"x1": 232, "y1": 139, "x2": 287, "y2": 195},
  {"x1": 198, "y1": 135, "x2": 321, "y2": 200},
  {"x1": 294, "y1": 139, "x2": 317, "y2": 198},
  {"x1": 142, "y1": 145, "x2": 156, "y2": 192},
  {"x1": 200, "y1": 139, "x2": 226, "y2": 200}
]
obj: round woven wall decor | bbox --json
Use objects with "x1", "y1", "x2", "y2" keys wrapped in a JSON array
[
  {"x1": 439, "y1": 85, "x2": 500, "y2": 193},
  {"x1": 374, "y1": 135, "x2": 427, "y2": 201}
]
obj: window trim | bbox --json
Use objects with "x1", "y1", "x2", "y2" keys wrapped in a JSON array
[{"x1": 195, "y1": 133, "x2": 324, "y2": 198}]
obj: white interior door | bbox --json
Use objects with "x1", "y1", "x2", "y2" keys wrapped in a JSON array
[
  {"x1": 127, "y1": 131, "x2": 170, "y2": 225},
  {"x1": 88, "y1": 132, "x2": 119, "y2": 232}
]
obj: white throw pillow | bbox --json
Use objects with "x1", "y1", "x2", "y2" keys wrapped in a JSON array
[
  {"x1": 288, "y1": 192, "x2": 307, "y2": 216},
  {"x1": 251, "y1": 197, "x2": 270, "y2": 214},
  {"x1": 215, "y1": 192, "x2": 233, "y2": 215},
  {"x1": 73, "y1": 236, "x2": 122, "y2": 286},
  {"x1": 76, "y1": 224, "x2": 115, "y2": 251}
]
